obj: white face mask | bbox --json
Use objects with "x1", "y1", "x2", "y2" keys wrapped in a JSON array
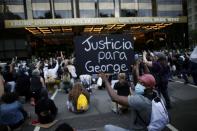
[{"x1": 135, "y1": 83, "x2": 145, "y2": 95}]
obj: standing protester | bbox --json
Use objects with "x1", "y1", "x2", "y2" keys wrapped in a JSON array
[
  {"x1": 190, "y1": 46, "x2": 197, "y2": 85},
  {"x1": 190, "y1": 61, "x2": 197, "y2": 85},
  {"x1": 143, "y1": 51, "x2": 171, "y2": 109},
  {"x1": 100, "y1": 73, "x2": 157, "y2": 131}
]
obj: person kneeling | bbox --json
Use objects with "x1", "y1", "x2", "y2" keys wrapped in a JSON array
[
  {"x1": 67, "y1": 82, "x2": 89, "y2": 113},
  {"x1": 35, "y1": 90, "x2": 58, "y2": 124},
  {"x1": 0, "y1": 92, "x2": 28, "y2": 130}
]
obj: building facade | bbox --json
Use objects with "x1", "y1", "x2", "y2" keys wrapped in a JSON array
[
  {"x1": 0, "y1": 0, "x2": 188, "y2": 60},
  {"x1": 188, "y1": 0, "x2": 197, "y2": 46}
]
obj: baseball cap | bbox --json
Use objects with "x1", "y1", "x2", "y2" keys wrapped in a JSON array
[{"x1": 138, "y1": 74, "x2": 156, "y2": 88}]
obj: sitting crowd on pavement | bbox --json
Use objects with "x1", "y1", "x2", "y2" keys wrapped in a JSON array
[{"x1": 0, "y1": 47, "x2": 196, "y2": 130}]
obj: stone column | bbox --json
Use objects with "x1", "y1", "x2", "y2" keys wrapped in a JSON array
[
  {"x1": 50, "y1": 0, "x2": 55, "y2": 18},
  {"x1": 114, "y1": 0, "x2": 120, "y2": 17},
  {"x1": 25, "y1": 0, "x2": 33, "y2": 19},
  {"x1": 72, "y1": 0, "x2": 79, "y2": 18}
]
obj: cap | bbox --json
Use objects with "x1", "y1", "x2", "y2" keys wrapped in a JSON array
[{"x1": 138, "y1": 74, "x2": 156, "y2": 88}]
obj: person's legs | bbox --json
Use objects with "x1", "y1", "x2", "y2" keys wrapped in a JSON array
[
  {"x1": 192, "y1": 73, "x2": 197, "y2": 85},
  {"x1": 160, "y1": 84, "x2": 171, "y2": 109},
  {"x1": 104, "y1": 124, "x2": 130, "y2": 131},
  {"x1": 182, "y1": 69, "x2": 189, "y2": 83}
]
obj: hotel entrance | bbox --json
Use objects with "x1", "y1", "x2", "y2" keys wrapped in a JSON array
[{"x1": 2, "y1": 17, "x2": 188, "y2": 59}]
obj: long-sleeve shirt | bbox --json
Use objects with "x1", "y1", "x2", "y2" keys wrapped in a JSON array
[{"x1": 0, "y1": 101, "x2": 24, "y2": 125}]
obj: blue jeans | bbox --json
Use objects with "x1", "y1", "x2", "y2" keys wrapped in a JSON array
[{"x1": 104, "y1": 125, "x2": 130, "y2": 131}]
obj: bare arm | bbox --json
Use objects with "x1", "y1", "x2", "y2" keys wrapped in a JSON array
[
  {"x1": 143, "y1": 51, "x2": 153, "y2": 67},
  {"x1": 100, "y1": 73, "x2": 129, "y2": 107},
  {"x1": 143, "y1": 62, "x2": 150, "y2": 74},
  {"x1": 40, "y1": 77, "x2": 46, "y2": 88}
]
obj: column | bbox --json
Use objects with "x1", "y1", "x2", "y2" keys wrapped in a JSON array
[
  {"x1": 72, "y1": 0, "x2": 79, "y2": 18},
  {"x1": 95, "y1": 0, "x2": 99, "y2": 17},
  {"x1": 152, "y1": 0, "x2": 157, "y2": 16},
  {"x1": 114, "y1": 0, "x2": 120, "y2": 17},
  {"x1": 50, "y1": 0, "x2": 55, "y2": 18},
  {"x1": 25, "y1": 0, "x2": 33, "y2": 19}
]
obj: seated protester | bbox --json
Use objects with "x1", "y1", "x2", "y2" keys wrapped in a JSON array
[
  {"x1": 61, "y1": 67, "x2": 72, "y2": 93},
  {"x1": 30, "y1": 69, "x2": 45, "y2": 105},
  {"x1": 15, "y1": 68, "x2": 31, "y2": 101},
  {"x1": 44, "y1": 59, "x2": 60, "y2": 90},
  {"x1": 67, "y1": 60, "x2": 77, "y2": 84},
  {"x1": 55, "y1": 123, "x2": 74, "y2": 131},
  {"x1": 0, "y1": 92, "x2": 28, "y2": 130},
  {"x1": 114, "y1": 73, "x2": 131, "y2": 113},
  {"x1": 79, "y1": 74, "x2": 92, "y2": 93},
  {"x1": 35, "y1": 90, "x2": 58, "y2": 124},
  {"x1": 67, "y1": 82, "x2": 90, "y2": 113},
  {"x1": 101, "y1": 73, "x2": 157, "y2": 131},
  {"x1": 44, "y1": 59, "x2": 59, "y2": 83}
]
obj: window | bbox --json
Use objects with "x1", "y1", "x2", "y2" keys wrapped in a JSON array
[
  {"x1": 138, "y1": 0, "x2": 152, "y2": 16},
  {"x1": 3, "y1": 0, "x2": 25, "y2": 20},
  {"x1": 120, "y1": 0, "x2": 138, "y2": 17},
  {"x1": 79, "y1": 0, "x2": 96, "y2": 18},
  {"x1": 157, "y1": 0, "x2": 183, "y2": 17},
  {"x1": 32, "y1": 0, "x2": 52, "y2": 19},
  {"x1": 54, "y1": 0, "x2": 72, "y2": 18},
  {"x1": 99, "y1": 0, "x2": 115, "y2": 17}
]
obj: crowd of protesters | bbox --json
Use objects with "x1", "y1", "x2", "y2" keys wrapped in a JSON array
[{"x1": 0, "y1": 47, "x2": 196, "y2": 130}]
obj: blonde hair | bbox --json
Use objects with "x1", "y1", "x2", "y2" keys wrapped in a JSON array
[{"x1": 118, "y1": 73, "x2": 126, "y2": 81}]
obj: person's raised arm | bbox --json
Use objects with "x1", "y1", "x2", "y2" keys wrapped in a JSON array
[
  {"x1": 100, "y1": 73, "x2": 129, "y2": 107},
  {"x1": 40, "y1": 77, "x2": 46, "y2": 88},
  {"x1": 143, "y1": 51, "x2": 153, "y2": 67}
]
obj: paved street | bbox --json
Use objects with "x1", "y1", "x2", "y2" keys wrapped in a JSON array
[{"x1": 21, "y1": 79, "x2": 197, "y2": 131}]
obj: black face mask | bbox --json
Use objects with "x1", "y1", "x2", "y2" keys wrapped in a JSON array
[{"x1": 143, "y1": 88, "x2": 156, "y2": 100}]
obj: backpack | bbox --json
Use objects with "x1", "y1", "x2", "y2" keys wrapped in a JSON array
[
  {"x1": 147, "y1": 97, "x2": 169, "y2": 131},
  {"x1": 77, "y1": 93, "x2": 88, "y2": 111}
]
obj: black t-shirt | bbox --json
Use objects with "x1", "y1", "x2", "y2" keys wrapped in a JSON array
[
  {"x1": 35, "y1": 98, "x2": 58, "y2": 124},
  {"x1": 114, "y1": 81, "x2": 130, "y2": 96}
]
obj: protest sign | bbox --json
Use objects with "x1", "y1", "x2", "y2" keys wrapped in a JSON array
[{"x1": 74, "y1": 34, "x2": 134, "y2": 75}]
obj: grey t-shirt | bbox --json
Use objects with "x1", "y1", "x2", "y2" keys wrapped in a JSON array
[{"x1": 128, "y1": 94, "x2": 152, "y2": 130}]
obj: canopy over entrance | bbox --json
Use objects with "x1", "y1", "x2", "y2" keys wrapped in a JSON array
[{"x1": 1, "y1": 16, "x2": 188, "y2": 59}]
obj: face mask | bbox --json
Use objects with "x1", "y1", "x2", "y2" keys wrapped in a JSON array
[{"x1": 135, "y1": 83, "x2": 145, "y2": 95}]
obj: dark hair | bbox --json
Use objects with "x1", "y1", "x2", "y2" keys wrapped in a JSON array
[
  {"x1": 0, "y1": 125, "x2": 10, "y2": 131},
  {"x1": 40, "y1": 89, "x2": 49, "y2": 99},
  {"x1": 1, "y1": 92, "x2": 18, "y2": 104},
  {"x1": 55, "y1": 123, "x2": 74, "y2": 131}
]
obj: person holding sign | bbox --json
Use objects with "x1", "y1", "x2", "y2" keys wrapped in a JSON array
[{"x1": 74, "y1": 35, "x2": 134, "y2": 75}]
